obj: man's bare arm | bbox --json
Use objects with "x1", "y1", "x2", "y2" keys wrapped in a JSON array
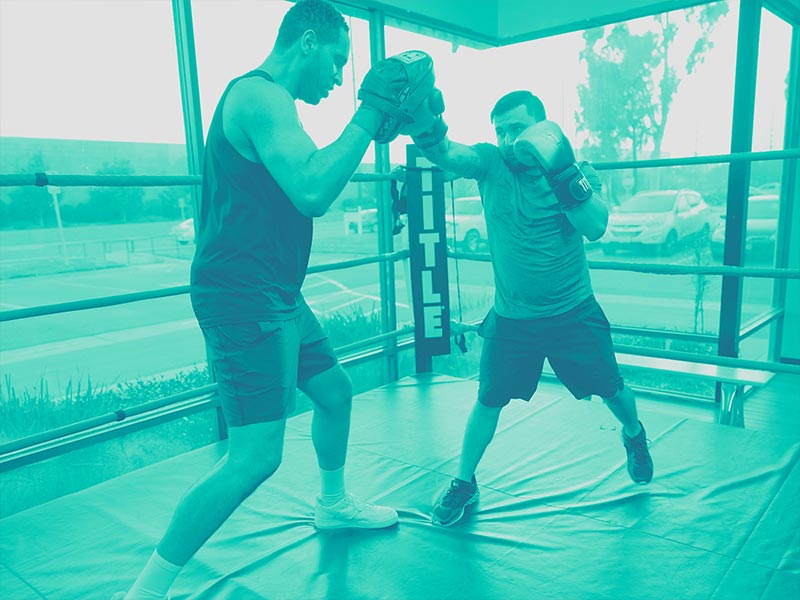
[
  {"x1": 417, "y1": 137, "x2": 486, "y2": 181},
  {"x1": 231, "y1": 78, "x2": 379, "y2": 218}
]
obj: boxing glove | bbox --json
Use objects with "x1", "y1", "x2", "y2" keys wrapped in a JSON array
[
  {"x1": 513, "y1": 120, "x2": 593, "y2": 211},
  {"x1": 402, "y1": 87, "x2": 448, "y2": 150},
  {"x1": 356, "y1": 50, "x2": 436, "y2": 143}
]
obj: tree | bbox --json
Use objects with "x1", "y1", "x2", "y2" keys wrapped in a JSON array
[
  {"x1": 85, "y1": 160, "x2": 145, "y2": 223},
  {"x1": 152, "y1": 186, "x2": 192, "y2": 220},
  {"x1": 577, "y1": 4, "x2": 729, "y2": 165}
]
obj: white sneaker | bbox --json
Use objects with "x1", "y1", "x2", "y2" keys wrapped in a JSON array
[{"x1": 314, "y1": 493, "x2": 398, "y2": 530}]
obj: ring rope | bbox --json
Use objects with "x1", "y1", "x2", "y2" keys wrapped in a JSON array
[{"x1": 0, "y1": 170, "x2": 407, "y2": 188}]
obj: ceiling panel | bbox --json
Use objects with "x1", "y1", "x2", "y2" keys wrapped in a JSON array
[
  {"x1": 337, "y1": 0, "x2": 499, "y2": 45},
  {"x1": 497, "y1": 0, "x2": 709, "y2": 44},
  {"x1": 335, "y1": 0, "x2": 799, "y2": 48}
]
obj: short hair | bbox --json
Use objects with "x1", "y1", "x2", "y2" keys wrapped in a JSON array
[
  {"x1": 490, "y1": 91, "x2": 547, "y2": 123},
  {"x1": 275, "y1": 0, "x2": 348, "y2": 50}
]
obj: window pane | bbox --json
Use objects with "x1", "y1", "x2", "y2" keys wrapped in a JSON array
[
  {"x1": 1, "y1": 0, "x2": 191, "y2": 276},
  {"x1": 752, "y1": 9, "x2": 791, "y2": 153},
  {"x1": 0, "y1": 1, "x2": 201, "y2": 451},
  {"x1": 0, "y1": 0, "x2": 184, "y2": 143},
  {"x1": 385, "y1": 2, "x2": 738, "y2": 164},
  {"x1": 0, "y1": 295, "x2": 209, "y2": 436}
]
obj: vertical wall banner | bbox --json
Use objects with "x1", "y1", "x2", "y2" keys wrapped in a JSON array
[{"x1": 406, "y1": 145, "x2": 450, "y2": 373}]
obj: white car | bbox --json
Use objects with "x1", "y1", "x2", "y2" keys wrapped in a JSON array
[
  {"x1": 710, "y1": 194, "x2": 779, "y2": 261},
  {"x1": 755, "y1": 182, "x2": 781, "y2": 195},
  {"x1": 446, "y1": 196, "x2": 487, "y2": 252},
  {"x1": 601, "y1": 189, "x2": 712, "y2": 255},
  {"x1": 170, "y1": 218, "x2": 195, "y2": 244},
  {"x1": 345, "y1": 208, "x2": 378, "y2": 234}
]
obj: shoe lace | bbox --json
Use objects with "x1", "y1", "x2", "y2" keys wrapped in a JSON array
[
  {"x1": 347, "y1": 493, "x2": 367, "y2": 511},
  {"x1": 442, "y1": 480, "x2": 471, "y2": 508},
  {"x1": 626, "y1": 436, "x2": 651, "y2": 466}
]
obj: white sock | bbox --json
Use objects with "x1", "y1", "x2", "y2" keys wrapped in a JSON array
[
  {"x1": 125, "y1": 548, "x2": 182, "y2": 599},
  {"x1": 318, "y1": 465, "x2": 346, "y2": 505}
]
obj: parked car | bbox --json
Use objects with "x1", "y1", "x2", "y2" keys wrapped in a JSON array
[
  {"x1": 755, "y1": 182, "x2": 781, "y2": 195},
  {"x1": 446, "y1": 196, "x2": 487, "y2": 252},
  {"x1": 704, "y1": 186, "x2": 762, "y2": 208},
  {"x1": 600, "y1": 189, "x2": 712, "y2": 255},
  {"x1": 346, "y1": 207, "x2": 378, "y2": 234},
  {"x1": 170, "y1": 218, "x2": 195, "y2": 244},
  {"x1": 710, "y1": 194, "x2": 779, "y2": 261}
]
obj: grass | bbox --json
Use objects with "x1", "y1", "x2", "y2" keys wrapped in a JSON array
[{"x1": 0, "y1": 366, "x2": 213, "y2": 444}]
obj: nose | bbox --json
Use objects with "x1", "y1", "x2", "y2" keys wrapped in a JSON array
[{"x1": 334, "y1": 68, "x2": 343, "y2": 87}]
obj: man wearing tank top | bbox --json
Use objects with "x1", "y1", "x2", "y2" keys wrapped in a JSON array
[{"x1": 117, "y1": 2, "x2": 398, "y2": 598}]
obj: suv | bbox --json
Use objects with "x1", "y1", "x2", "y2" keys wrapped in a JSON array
[
  {"x1": 710, "y1": 194, "x2": 779, "y2": 261},
  {"x1": 601, "y1": 189, "x2": 712, "y2": 255},
  {"x1": 446, "y1": 196, "x2": 487, "y2": 252}
]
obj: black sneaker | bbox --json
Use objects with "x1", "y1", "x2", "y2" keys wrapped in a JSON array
[
  {"x1": 432, "y1": 476, "x2": 480, "y2": 526},
  {"x1": 623, "y1": 421, "x2": 654, "y2": 484}
]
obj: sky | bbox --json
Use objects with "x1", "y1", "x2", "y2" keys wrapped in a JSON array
[{"x1": 0, "y1": 0, "x2": 793, "y2": 161}]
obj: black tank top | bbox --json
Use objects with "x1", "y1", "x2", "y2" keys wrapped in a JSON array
[{"x1": 190, "y1": 71, "x2": 312, "y2": 326}]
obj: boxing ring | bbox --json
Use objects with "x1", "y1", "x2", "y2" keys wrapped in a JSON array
[
  {"x1": 2, "y1": 151, "x2": 800, "y2": 599},
  {"x1": 2, "y1": 373, "x2": 799, "y2": 599}
]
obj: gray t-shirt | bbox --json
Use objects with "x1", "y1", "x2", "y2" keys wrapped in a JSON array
[{"x1": 469, "y1": 143, "x2": 600, "y2": 319}]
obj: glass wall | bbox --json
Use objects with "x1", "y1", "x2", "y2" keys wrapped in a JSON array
[
  {"x1": 382, "y1": 3, "x2": 742, "y2": 378},
  {"x1": 0, "y1": 0, "x2": 208, "y2": 445},
  {"x1": 738, "y1": 8, "x2": 795, "y2": 362},
  {"x1": 384, "y1": 1, "x2": 795, "y2": 373},
  {"x1": 0, "y1": 0, "x2": 210, "y2": 513}
]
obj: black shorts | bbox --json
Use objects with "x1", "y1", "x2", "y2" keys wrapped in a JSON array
[
  {"x1": 201, "y1": 303, "x2": 338, "y2": 426},
  {"x1": 477, "y1": 296, "x2": 623, "y2": 407}
]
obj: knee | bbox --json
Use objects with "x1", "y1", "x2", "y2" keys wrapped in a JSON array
[
  {"x1": 477, "y1": 389, "x2": 510, "y2": 412},
  {"x1": 226, "y1": 450, "x2": 282, "y2": 490},
  {"x1": 475, "y1": 398, "x2": 504, "y2": 415},
  {"x1": 315, "y1": 376, "x2": 353, "y2": 414}
]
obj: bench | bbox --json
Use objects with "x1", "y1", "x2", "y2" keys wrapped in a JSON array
[
  {"x1": 542, "y1": 352, "x2": 773, "y2": 427},
  {"x1": 614, "y1": 353, "x2": 774, "y2": 428}
]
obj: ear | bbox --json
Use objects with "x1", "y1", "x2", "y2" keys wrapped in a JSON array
[{"x1": 300, "y1": 29, "x2": 318, "y2": 55}]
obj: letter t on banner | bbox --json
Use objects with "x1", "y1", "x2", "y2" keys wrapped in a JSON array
[{"x1": 406, "y1": 144, "x2": 450, "y2": 373}]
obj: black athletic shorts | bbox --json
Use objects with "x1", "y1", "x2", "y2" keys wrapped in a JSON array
[
  {"x1": 201, "y1": 303, "x2": 338, "y2": 426},
  {"x1": 477, "y1": 295, "x2": 623, "y2": 407}
]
